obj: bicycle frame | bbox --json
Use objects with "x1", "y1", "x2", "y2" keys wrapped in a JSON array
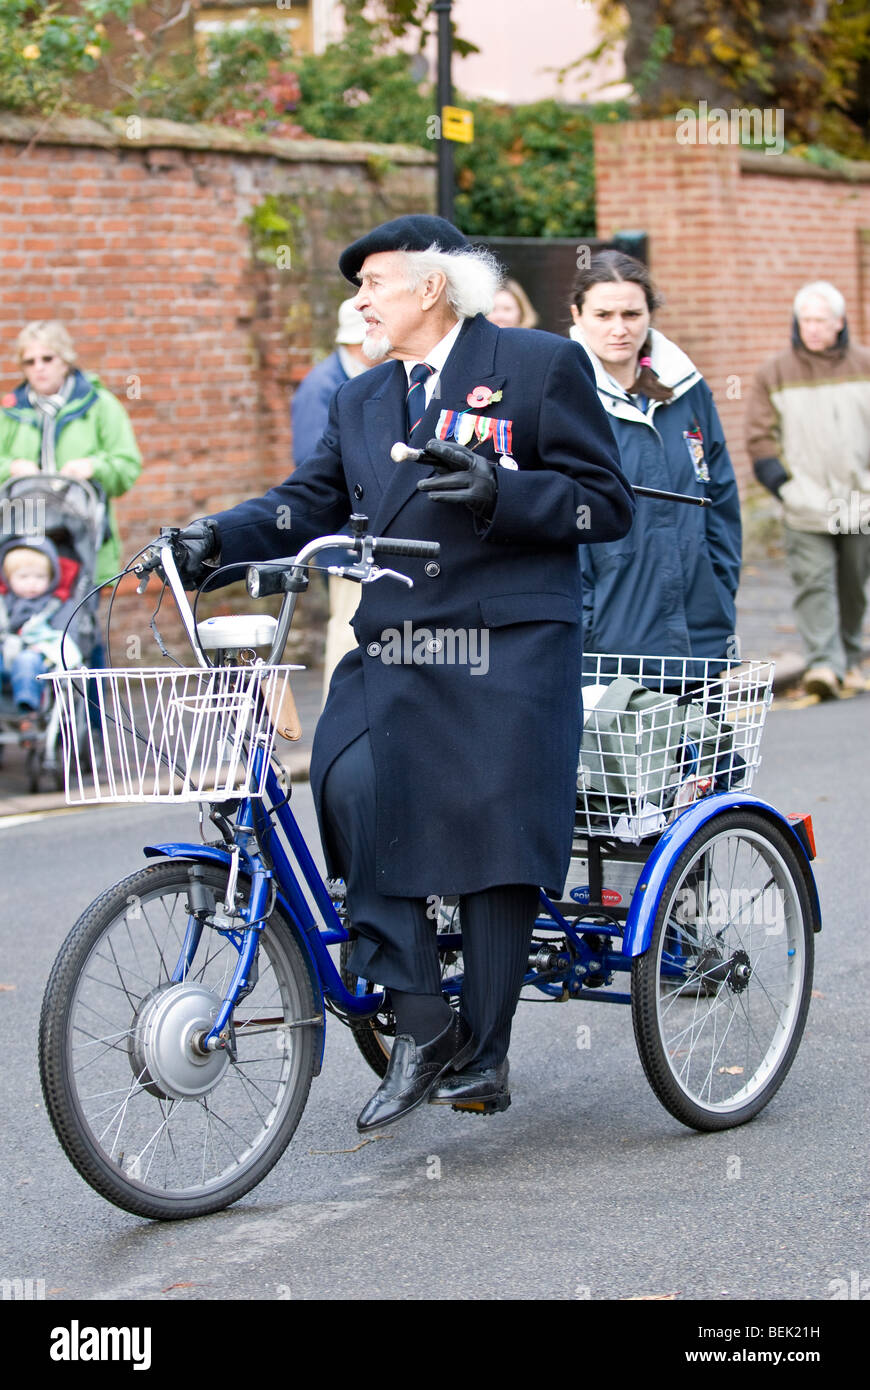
[{"x1": 143, "y1": 752, "x2": 388, "y2": 1063}]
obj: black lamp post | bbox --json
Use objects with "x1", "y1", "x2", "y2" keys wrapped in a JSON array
[{"x1": 432, "y1": 0, "x2": 454, "y2": 222}]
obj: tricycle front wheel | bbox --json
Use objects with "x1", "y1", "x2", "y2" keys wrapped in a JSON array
[
  {"x1": 631, "y1": 811, "x2": 814, "y2": 1131},
  {"x1": 39, "y1": 860, "x2": 319, "y2": 1220}
]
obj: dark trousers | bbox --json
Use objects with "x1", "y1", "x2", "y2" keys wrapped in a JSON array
[
  {"x1": 783, "y1": 526, "x2": 870, "y2": 677},
  {"x1": 323, "y1": 731, "x2": 538, "y2": 1068}
]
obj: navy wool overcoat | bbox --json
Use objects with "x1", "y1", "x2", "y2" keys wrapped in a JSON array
[{"x1": 211, "y1": 314, "x2": 635, "y2": 898}]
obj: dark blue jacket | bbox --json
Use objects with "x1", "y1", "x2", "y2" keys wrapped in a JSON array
[
  {"x1": 574, "y1": 328, "x2": 741, "y2": 660},
  {"x1": 211, "y1": 313, "x2": 635, "y2": 897}
]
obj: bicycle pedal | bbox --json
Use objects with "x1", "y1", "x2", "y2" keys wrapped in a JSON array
[{"x1": 451, "y1": 1095, "x2": 511, "y2": 1115}]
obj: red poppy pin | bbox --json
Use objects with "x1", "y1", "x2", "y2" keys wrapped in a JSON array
[
  {"x1": 1, "y1": 393, "x2": 16, "y2": 408},
  {"x1": 466, "y1": 385, "x2": 502, "y2": 409}
]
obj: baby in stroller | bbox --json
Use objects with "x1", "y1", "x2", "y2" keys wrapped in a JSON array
[
  {"x1": 0, "y1": 536, "x2": 81, "y2": 714},
  {"x1": 0, "y1": 474, "x2": 103, "y2": 791}
]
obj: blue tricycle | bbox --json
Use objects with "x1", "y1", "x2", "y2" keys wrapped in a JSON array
[{"x1": 37, "y1": 527, "x2": 820, "y2": 1219}]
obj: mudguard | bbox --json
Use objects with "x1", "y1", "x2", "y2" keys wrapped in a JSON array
[
  {"x1": 621, "y1": 793, "x2": 822, "y2": 959},
  {"x1": 144, "y1": 841, "x2": 326, "y2": 1073}
]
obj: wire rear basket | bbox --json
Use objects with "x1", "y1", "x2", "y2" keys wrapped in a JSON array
[
  {"x1": 43, "y1": 664, "x2": 300, "y2": 804},
  {"x1": 576, "y1": 654, "x2": 774, "y2": 841}
]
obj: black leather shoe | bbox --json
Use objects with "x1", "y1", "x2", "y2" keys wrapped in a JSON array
[
  {"x1": 429, "y1": 1058, "x2": 511, "y2": 1114},
  {"x1": 356, "y1": 1013, "x2": 475, "y2": 1132}
]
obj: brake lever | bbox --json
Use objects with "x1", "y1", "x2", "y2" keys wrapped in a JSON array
[
  {"x1": 326, "y1": 561, "x2": 414, "y2": 588},
  {"x1": 134, "y1": 527, "x2": 182, "y2": 592},
  {"x1": 134, "y1": 547, "x2": 162, "y2": 593},
  {"x1": 366, "y1": 565, "x2": 413, "y2": 588}
]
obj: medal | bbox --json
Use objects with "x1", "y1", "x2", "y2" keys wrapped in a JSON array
[{"x1": 456, "y1": 412, "x2": 476, "y2": 447}]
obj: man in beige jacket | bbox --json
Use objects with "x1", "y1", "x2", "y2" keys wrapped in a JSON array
[{"x1": 746, "y1": 281, "x2": 870, "y2": 698}]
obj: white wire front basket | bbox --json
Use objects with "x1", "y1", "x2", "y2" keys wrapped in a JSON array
[
  {"x1": 576, "y1": 654, "x2": 774, "y2": 842},
  {"x1": 43, "y1": 664, "x2": 301, "y2": 804}
]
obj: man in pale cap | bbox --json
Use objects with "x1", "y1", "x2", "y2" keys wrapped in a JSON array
[
  {"x1": 291, "y1": 298, "x2": 371, "y2": 466},
  {"x1": 168, "y1": 213, "x2": 635, "y2": 1131}
]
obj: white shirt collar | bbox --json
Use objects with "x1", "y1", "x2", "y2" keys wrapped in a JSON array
[{"x1": 403, "y1": 318, "x2": 464, "y2": 403}]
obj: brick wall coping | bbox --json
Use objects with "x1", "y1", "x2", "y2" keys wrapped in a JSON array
[
  {"x1": 0, "y1": 110, "x2": 435, "y2": 165},
  {"x1": 739, "y1": 149, "x2": 870, "y2": 182}
]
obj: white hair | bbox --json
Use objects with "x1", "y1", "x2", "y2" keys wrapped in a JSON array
[
  {"x1": 793, "y1": 281, "x2": 846, "y2": 321},
  {"x1": 401, "y1": 244, "x2": 503, "y2": 319}
]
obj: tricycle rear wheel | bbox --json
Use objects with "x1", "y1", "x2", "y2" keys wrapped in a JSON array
[{"x1": 631, "y1": 811, "x2": 814, "y2": 1131}]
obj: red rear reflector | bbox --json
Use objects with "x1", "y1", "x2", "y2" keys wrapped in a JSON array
[{"x1": 788, "y1": 813, "x2": 816, "y2": 859}]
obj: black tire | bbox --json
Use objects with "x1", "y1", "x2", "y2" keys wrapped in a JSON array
[
  {"x1": 39, "y1": 860, "x2": 320, "y2": 1220},
  {"x1": 26, "y1": 745, "x2": 41, "y2": 794},
  {"x1": 339, "y1": 897, "x2": 463, "y2": 1078},
  {"x1": 339, "y1": 940, "x2": 395, "y2": 1079},
  {"x1": 631, "y1": 811, "x2": 814, "y2": 1131}
]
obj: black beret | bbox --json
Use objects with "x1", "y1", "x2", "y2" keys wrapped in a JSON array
[{"x1": 339, "y1": 214, "x2": 470, "y2": 283}]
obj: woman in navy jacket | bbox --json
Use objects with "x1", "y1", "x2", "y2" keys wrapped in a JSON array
[{"x1": 570, "y1": 253, "x2": 741, "y2": 661}]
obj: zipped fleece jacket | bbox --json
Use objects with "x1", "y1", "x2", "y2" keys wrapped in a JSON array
[
  {"x1": 745, "y1": 326, "x2": 870, "y2": 532},
  {"x1": 571, "y1": 326, "x2": 741, "y2": 659},
  {"x1": 0, "y1": 370, "x2": 142, "y2": 583}
]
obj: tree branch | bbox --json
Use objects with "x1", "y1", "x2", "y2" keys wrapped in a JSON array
[{"x1": 152, "y1": 1, "x2": 192, "y2": 37}]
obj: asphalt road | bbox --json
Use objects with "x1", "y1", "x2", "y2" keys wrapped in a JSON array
[{"x1": 1, "y1": 692, "x2": 867, "y2": 1309}]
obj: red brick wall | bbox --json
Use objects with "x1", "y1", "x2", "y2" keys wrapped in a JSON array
[
  {"x1": 0, "y1": 116, "x2": 434, "y2": 652},
  {"x1": 594, "y1": 119, "x2": 870, "y2": 488}
]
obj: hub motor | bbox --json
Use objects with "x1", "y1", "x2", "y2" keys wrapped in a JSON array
[{"x1": 128, "y1": 983, "x2": 230, "y2": 1100}]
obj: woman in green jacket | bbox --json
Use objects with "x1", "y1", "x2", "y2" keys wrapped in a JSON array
[{"x1": 0, "y1": 320, "x2": 142, "y2": 585}]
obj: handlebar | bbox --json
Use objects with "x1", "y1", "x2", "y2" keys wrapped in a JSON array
[
  {"x1": 138, "y1": 527, "x2": 439, "y2": 668},
  {"x1": 246, "y1": 535, "x2": 441, "y2": 598}
]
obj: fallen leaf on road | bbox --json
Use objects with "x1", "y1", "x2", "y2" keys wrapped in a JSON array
[
  {"x1": 0, "y1": 983, "x2": 16, "y2": 991},
  {"x1": 718, "y1": 1065, "x2": 744, "y2": 1074},
  {"x1": 162, "y1": 1282, "x2": 197, "y2": 1292},
  {"x1": 624, "y1": 1292, "x2": 680, "y2": 1300},
  {"x1": 309, "y1": 1134, "x2": 394, "y2": 1154},
  {"x1": 811, "y1": 989, "x2": 824, "y2": 998}
]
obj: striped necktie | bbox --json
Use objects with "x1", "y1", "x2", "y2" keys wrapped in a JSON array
[{"x1": 406, "y1": 361, "x2": 434, "y2": 440}]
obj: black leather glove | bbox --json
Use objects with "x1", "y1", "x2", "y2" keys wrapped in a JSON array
[
  {"x1": 169, "y1": 519, "x2": 220, "y2": 588},
  {"x1": 415, "y1": 438, "x2": 497, "y2": 520}
]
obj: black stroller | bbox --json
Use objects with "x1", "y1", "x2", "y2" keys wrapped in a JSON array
[{"x1": 0, "y1": 475, "x2": 106, "y2": 793}]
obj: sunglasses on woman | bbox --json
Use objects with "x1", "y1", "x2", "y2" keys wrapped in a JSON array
[{"x1": 22, "y1": 354, "x2": 57, "y2": 366}]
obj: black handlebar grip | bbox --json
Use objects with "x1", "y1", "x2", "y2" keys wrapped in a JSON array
[{"x1": 370, "y1": 538, "x2": 441, "y2": 560}]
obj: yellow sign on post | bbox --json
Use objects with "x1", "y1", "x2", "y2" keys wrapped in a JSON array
[{"x1": 442, "y1": 106, "x2": 474, "y2": 143}]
